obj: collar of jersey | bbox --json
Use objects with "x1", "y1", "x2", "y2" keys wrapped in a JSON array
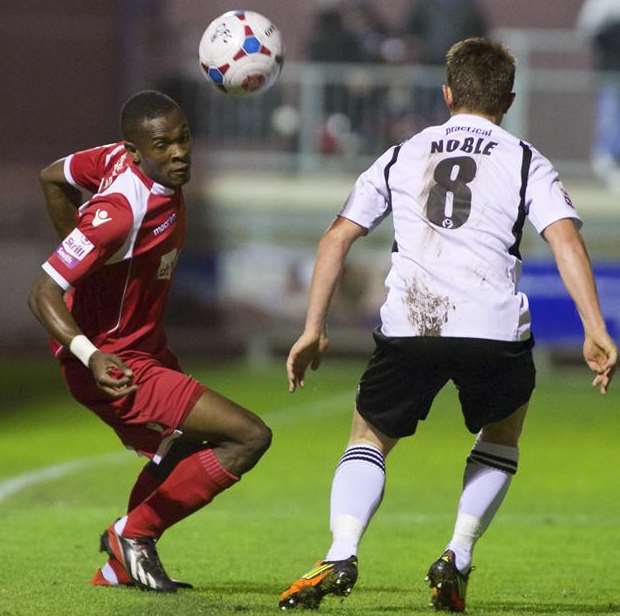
[
  {"x1": 129, "y1": 160, "x2": 176, "y2": 196},
  {"x1": 447, "y1": 113, "x2": 496, "y2": 128}
]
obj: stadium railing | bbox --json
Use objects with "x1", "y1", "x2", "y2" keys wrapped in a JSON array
[{"x1": 177, "y1": 28, "x2": 596, "y2": 177}]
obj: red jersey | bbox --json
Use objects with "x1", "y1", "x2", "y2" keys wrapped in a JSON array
[{"x1": 43, "y1": 143, "x2": 186, "y2": 358}]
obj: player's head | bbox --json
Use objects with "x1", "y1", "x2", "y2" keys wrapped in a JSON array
[
  {"x1": 443, "y1": 38, "x2": 516, "y2": 121},
  {"x1": 121, "y1": 90, "x2": 192, "y2": 188}
]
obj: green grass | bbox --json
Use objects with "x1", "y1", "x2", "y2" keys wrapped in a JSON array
[{"x1": 1, "y1": 360, "x2": 619, "y2": 616}]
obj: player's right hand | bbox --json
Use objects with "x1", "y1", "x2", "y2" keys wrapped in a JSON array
[
  {"x1": 89, "y1": 351, "x2": 138, "y2": 399},
  {"x1": 286, "y1": 330, "x2": 329, "y2": 393},
  {"x1": 583, "y1": 330, "x2": 617, "y2": 395}
]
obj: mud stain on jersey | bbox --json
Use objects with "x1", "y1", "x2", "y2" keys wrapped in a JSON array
[{"x1": 402, "y1": 277, "x2": 454, "y2": 336}]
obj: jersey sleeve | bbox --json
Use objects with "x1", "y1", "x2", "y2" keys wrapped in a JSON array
[
  {"x1": 63, "y1": 143, "x2": 122, "y2": 193},
  {"x1": 42, "y1": 196, "x2": 133, "y2": 290},
  {"x1": 526, "y1": 148, "x2": 582, "y2": 234},
  {"x1": 339, "y1": 146, "x2": 398, "y2": 232}
]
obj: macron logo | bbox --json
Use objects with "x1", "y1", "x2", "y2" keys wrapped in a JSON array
[
  {"x1": 153, "y1": 212, "x2": 177, "y2": 236},
  {"x1": 92, "y1": 209, "x2": 112, "y2": 227}
]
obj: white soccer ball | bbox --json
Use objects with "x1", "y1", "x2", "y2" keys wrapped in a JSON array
[{"x1": 198, "y1": 10, "x2": 284, "y2": 96}]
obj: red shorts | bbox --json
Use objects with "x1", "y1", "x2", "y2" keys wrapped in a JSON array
[{"x1": 61, "y1": 349, "x2": 204, "y2": 457}]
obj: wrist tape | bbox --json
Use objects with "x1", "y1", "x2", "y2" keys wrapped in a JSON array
[{"x1": 69, "y1": 335, "x2": 98, "y2": 368}]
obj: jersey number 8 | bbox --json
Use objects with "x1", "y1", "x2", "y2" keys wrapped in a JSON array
[{"x1": 426, "y1": 156, "x2": 477, "y2": 230}]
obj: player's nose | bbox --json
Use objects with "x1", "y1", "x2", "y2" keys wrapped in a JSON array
[{"x1": 171, "y1": 144, "x2": 191, "y2": 163}]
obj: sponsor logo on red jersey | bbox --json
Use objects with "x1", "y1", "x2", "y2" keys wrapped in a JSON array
[
  {"x1": 153, "y1": 212, "x2": 177, "y2": 236},
  {"x1": 157, "y1": 249, "x2": 178, "y2": 280},
  {"x1": 92, "y1": 209, "x2": 112, "y2": 227},
  {"x1": 57, "y1": 228, "x2": 94, "y2": 268}
]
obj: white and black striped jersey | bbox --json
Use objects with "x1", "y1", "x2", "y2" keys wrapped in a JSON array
[{"x1": 339, "y1": 113, "x2": 581, "y2": 341}]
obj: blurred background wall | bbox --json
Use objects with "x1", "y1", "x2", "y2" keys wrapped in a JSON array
[{"x1": 2, "y1": 0, "x2": 618, "y2": 363}]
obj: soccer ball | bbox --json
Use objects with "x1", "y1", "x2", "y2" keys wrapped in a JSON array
[{"x1": 199, "y1": 10, "x2": 284, "y2": 96}]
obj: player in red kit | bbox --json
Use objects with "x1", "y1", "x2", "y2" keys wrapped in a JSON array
[{"x1": 29, "y1": 91, "x2": 272, "y2": 593}]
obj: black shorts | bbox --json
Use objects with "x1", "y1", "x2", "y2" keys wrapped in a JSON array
[{"x1": 356, "y1": 330, "x2": 536, "y2": 438}]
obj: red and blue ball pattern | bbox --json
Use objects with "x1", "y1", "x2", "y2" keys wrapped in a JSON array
[{"x1": 202, "y1": 11, "x2": 276, "y2": 94}]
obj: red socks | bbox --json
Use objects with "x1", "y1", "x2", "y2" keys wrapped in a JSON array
[
  {"x1": 121, "y1": 448, "x2": 239, "y2": 539},
  {"x1": 127, "y1": 463, "x2": 162, "y2": 511}
]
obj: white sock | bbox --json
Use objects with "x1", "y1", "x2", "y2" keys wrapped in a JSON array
[
  {"x1": 101, "y1": 561, "x2": 119, "y2": 584},
  {"x1": 114, "y1": 516, "x2": 128, "y2": 536},
  {"x1": 325, "y1": 444, "x2": 386, "y2": 561},
  {"x1": 447, "y1": 438, "x2": 518, "y2": 573}
]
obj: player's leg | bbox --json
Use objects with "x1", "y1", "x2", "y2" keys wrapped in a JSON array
[
  {"x1": 280, "y1": 333, "x2": 448, "y2": 610},
  {"x1": 427, "y1": 404, "x2": 528, "y2": 612},
  {"x1": 325, "y1": 333, "x2": 447, "y2": 569},
  {"x1": 180, "y1": 387, "x2": 272, "y2": 476},
  {"x1": 279, "y1": 410, "x2": 398, "y2": 610},
  {"x1": 104, "y1": 389, "x2": 271, "y2": 592},
  {"x1": 446, "y1": 403, "x2": 528, "y2": 575},
  {"x1": 94, "y1": 440, "x2": 204, "y2": 588},
  {"x1": 117, "y1": 389, "x2": 270, "y2": 540},
  {"x1": 427, "y1": 339, "x2": 535, "y2": 612},
  {"x1": 326, "y1": 410, "x2": 398, "y2": 562},
  {"x1": 94, "y1": 458, "x2": 162, "y2": 587}
]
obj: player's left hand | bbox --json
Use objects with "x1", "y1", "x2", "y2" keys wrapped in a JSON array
[
  {"x1": 89, "y1": 351, "x2": 138, "y2": 399},
  {"x1": 286, "y1": 329, "x2": 329, "y2": 393},
  {"x1": 583, "y1": 330, "x2": 617, "y2": 394}
]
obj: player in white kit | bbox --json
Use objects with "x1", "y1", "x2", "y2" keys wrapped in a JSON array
[{"x1": 279, "y1": 38, "x2": 617, "y2": 612}]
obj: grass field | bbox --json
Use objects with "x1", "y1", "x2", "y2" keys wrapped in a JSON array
[{"x1": 1, "y1": 359, "x2": 619, "y2": 616}]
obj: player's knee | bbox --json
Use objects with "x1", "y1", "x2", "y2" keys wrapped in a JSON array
[
  {"x1": 479, "y1": 423, "x2": 520, "y2": 447},
  {"x1": 245, "y1": 420, "x2": 272, "y2": 459},
  {"x1": 480, "y1": 405, "x2": 527, "y2": 447}
]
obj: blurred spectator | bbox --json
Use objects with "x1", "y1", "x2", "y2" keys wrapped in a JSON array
[
  {"x1": 342, "y1": 1, "x2": 410, "y2": 152},
  {"x1": 307, "y1": 6, "x2": 365, "y2": 154},
  {"x1": 577, "y1": 0, "x2": 620, "y2": 191},
  {"x1": 404, "y1": 0, "x2": 488, "y2": 127},
  {"x1": 307, "y1": 7, "x2": 363, "y2": 63},
  {"x1": 405, "y1": 0, "x2": 488, "y2": 65},
  {"x1": 345, "y1": 0, "x2": 393, "y2": 64}
]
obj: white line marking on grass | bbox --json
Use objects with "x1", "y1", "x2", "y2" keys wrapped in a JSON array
[
  {"x1": 0, "y1": 452, "x2": 128, "y2": 503},
  {"x1": 263, "y1": 391, "x2": 354, "y2": 425},
  {"x1": 0, "y1": 391, "x2": 355, "y2": 502}
]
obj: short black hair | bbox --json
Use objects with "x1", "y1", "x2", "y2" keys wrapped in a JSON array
[{"x1": 120, "y1": 90, "x2": 181, "y2": 141}]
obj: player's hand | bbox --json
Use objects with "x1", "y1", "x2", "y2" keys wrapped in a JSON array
[
  {"x1": 583, "y1": 330, "x2": 617, "y2": 394},
  {"x1": 89, "y1": 351, "x2": 138, "y2": 399},
  {"x1": 286, "y1": 329, "x2": 329, "y2": 393}
]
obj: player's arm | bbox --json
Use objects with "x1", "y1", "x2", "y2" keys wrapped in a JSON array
[
  {"x1": 30, "y1": 198, "x2": 137, "y2": 398},
  {"x1": 41, "y1": 144, "x2": 117, "y2": 239},
  {"x1": 543, "y1": 219, "x2": 617, "y2": 394},
  {"x1": 28, "y1": 273, "x2": 137, "y2": 399},
  {"x1": 287, "y1": 217, "x2": 367, "y2": 392},
  {"x1": 40, "y1": 159, "x2": 83, "y2": 239},
  {"x1": 287, "y1": 146, "x2": 396, "y2": 392}
]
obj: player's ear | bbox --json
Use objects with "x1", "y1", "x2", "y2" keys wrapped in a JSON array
[
  {"x1": 442, "y1": 84, "x2": 454, "y2": 110},
  {"x1": 124, "y1": 141, "x2": 140, "y2": 164}
]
